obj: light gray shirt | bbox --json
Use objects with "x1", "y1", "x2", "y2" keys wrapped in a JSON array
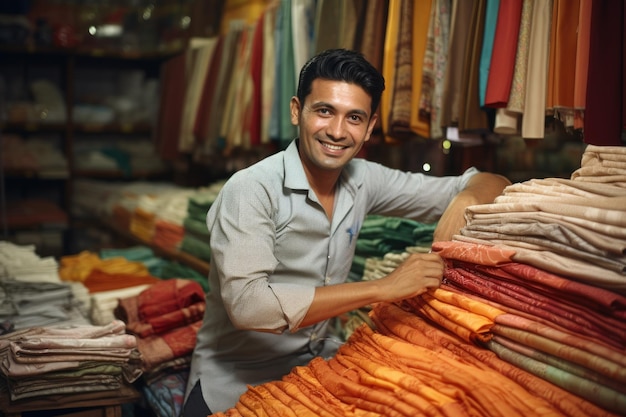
[{"x1": 186, "y1": 139, "x2": 478, "y2": 412}]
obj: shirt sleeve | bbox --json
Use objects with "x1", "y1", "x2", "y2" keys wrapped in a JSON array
[
  {"x1": 207, "y1": 171, "x2": 314, "y2": 333},
  {"x1": 363, "y1": 164, "x2": 479, "y2": 223}
]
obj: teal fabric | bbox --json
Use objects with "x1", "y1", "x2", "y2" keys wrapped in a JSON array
[{"x1": 479, "y1": 0, "x2": 500, "y2": 107}]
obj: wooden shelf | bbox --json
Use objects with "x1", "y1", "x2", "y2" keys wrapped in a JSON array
[{"x1": 0, "y1": 384, "x2": 141, "y2": 416}]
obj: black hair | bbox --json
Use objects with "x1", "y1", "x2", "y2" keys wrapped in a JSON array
[{"x1": 296, "y1": 49, "x2": 386, "y2": 116}]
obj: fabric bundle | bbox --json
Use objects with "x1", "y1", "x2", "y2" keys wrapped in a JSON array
[
  {"x1": 209, "y1": 144, "x2": 626, "y2": 415},
  {"x1": 349, "y1": 216, "x2": 436, "y2": 283},
  {"x1": 114, "y1": 278, "x2": 206, "y2": 417},
  {"x1": 0, "y1": 320, "x2": 142, "y2": 404},
  {"x1": 432, "y1": 240, "x2": 626, "y2": 414},
  {"x1": 211, "y1": 293, "x2": 619, "y2": 417},
  {"x1": 179, "y1": 183, "x2": 225, "y2": 262},
  {"x1": 0, "y1": 242, "x2": 90, "y2": 331},
  {"x1": 114, "y1": 279, "x2": 205, "y2": 373},
  {"x1": 458, "y1": 144, "x2": 626, "y2": 294}
]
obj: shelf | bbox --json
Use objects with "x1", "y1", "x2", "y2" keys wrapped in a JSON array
[
  {"x1": 72, "y1": 169, "x2": 170, "y2": 180},
  {"x1": 1, "y1": 121, "x2": 68, "y2": 133},
  {"x1": 74, "y1": 121, "x2": 154, "y2": 134},
  {"x1": 0, "y1": 44, "x2": 183, "y2": 61},
  {"x1": 2, "y1": 169, "x2": 69, "y2": 179}
]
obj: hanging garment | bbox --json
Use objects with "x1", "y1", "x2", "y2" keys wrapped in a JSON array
[
  {"x1": 484, "y1": 0, "x2": 523, "y2": 108},
  {"x1": 521, "y1": 0, "x2": 553, "y2": 139}
]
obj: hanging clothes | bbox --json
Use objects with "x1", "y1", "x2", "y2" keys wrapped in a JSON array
[{"x1": 584, "y1": 0, "x2": 625, "y2": 146}]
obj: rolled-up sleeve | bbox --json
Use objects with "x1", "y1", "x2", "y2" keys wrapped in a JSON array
[{"x1": 207, "y1": 172, "x2": 315, "y2": 333}]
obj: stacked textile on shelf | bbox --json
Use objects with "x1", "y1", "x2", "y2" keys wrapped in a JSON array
[
  {"x1": 114, "y1": 278, "x2": 206, "y2": 417},
  {"x1": 0, "y1": 242, "x2": 90, "y2": 331},
  {"x1": 179, "y1": 182, "x2": 225, "y2": 263},
  {"x1": 209, "y1": 145, "x2": 626, "y2": 416},
  {"x1": 59, "y1": 249, "x2": 161, "y2": 325},
  {"x1": 71, "y1": 177, "x2": 225, "y2": 264},
  {"x1": 0, "y1": 320, "x2": 142, "y2": 405}
]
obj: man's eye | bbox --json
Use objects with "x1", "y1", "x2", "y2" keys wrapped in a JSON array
[
  {"x1": 318, "y1": 108, "x2": 331, "y2": 115},
  {"x1": 349, "y1": 115, "x2": 363, "y2": 123}
]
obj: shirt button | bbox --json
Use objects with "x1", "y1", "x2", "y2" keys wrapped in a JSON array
[{"x1": 325, "y1": 276, "x2": 331, "y2": 284}]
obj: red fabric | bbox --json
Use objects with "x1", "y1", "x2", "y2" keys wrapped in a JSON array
[
  {"x1": 443, "y1": 265, "x2": 626, "y2": 350},
  {"x1": 137, "y1": 278, "x2": 205, "y2": 320},
  {"x1": 156, "y1": 54, "x2": 186, "y2": 160},
  {"x1": 194, "y1": 36, "x2": 224, "y2": 142},
  {"x1": 484, "y1": 0, "x2": 523, "y2": 107},
  {"x1": 584, "y1": 0, "x2": 624, "y2": 145}
]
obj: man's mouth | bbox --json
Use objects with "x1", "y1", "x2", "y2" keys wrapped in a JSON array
[{"x1": 320, "y1": 141, "x2": 346, "y2": 151}]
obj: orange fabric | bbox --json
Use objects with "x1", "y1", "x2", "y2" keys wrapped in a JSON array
[
  {"x1": 546, "y1": 0, "x2": 580, "y2": 110},
  {"x1": 82, "y1": 270, "x2": 159, "y2": 293},
  {"x1": 573, "y1": 0, "x2": 592, "y2": 129},
  {"x1": 432, "y1": 240, "x2": 516, "y2": 265}
]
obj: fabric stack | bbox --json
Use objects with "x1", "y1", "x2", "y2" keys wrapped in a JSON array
[
  {"x1": 211, "y1": 291, "x2": 618, "y2": 417},
  {"x1": 59, "y1": 250, "x2": 160, "y2": 325},
  {"x1": 0, "y1": 242, "x2": 89, "y2": 331},
  {"x1": 114, "y1": 278, "x2": 206, "y2": 417},
  {"x1": 349, "y1": 215, "x2": 436, "y2": 283},
  {"x1": 0, "y1": 320, "x2": 142, "y2": 405},
  {"x1": 456, "y1": 144, "x2": 626, "y2": 294},
  {"x1": 179, "y1": 182, "x2": 225, "y2": 263}
]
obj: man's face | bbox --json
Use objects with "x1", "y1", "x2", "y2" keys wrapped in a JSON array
[{"x1": 290, "y1": 79, "x2": 377, "y2": 175}]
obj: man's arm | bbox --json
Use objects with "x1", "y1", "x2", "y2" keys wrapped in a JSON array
[
  {"x1": 433, "y1": 172, "x2": 511, "y2": 242},
  {"x1": 297, "y1": 252, "x2": 444, "y2": 329}
]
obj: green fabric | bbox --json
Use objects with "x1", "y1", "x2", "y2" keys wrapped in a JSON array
[
  {"x1": 180, "y1": 233, "x2": 211, "y2": 263},
  {"x1": 488, "y1": 340, "x2": 626, "y2": 414},
  {"x1": 183, "y1": 217, "x2": 210, "y2": 236},
  {"x1": 158, "y1": 261, "x2": 209, "y2": 293},
  {"x1": 349, "y1": 215, "x2": 437, "y2": 280}
]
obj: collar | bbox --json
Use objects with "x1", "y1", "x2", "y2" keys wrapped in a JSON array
[{"x1": 282, "y1": 139, "x2": 365, "y2": 194}]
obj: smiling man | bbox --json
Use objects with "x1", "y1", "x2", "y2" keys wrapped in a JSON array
[{"x1": 182, "y1": 48, "x2": 510, "y2": 416}]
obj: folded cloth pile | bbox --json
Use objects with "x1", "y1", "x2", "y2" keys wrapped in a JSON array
[
  {"x1": 0, "y1": 320, "x2": 142, "y2": 403},
  {"x1": 114, "y1": 278, "x2": 205, "y2": 374},
  {"x1": 114, "y1": 278, "x2": 206, "y2": 417}
]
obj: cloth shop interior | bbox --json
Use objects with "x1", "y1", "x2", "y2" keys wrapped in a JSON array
[{"x1": 1, "y1": 0, "x2": 625, "y2": 416}]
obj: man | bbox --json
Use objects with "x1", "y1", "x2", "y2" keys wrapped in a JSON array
[{"x1": 182, "y1": 48, "x2": 510, "y2": 415}]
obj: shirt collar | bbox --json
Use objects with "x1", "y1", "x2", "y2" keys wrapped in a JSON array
[{"x1": 283, "y1": 139, "x2": 365, "y2": 193}]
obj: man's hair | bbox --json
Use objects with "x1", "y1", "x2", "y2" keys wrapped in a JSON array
[{"x1": 296, "y1": 48, "x2": 386, "y2": 116}]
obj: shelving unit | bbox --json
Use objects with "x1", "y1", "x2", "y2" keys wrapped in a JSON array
[{"x1": 0, "y1": 45, "x2": 177, "y2": 256}]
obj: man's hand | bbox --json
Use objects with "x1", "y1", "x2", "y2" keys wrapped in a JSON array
[{"x1": 377, "y1": 252, "x2": 444, "y2": 302}]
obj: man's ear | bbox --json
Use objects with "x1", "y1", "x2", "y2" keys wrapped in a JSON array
[
  {"x1": 364, "y1": 112, "x2": 378, "y2": 142},
  {"x1": 290, "y1": 96, "x2": 301, "y2": 126}
]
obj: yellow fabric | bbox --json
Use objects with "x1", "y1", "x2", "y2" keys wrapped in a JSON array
[
  {"x1": 59, "y1": 251, "x2": 150, "y2": 282},
  {"x1": 381, "y1": 0, "x2": 401, "y2": 143},
  {"x1": 409, "y1": 0, "x2": 433, "y2": 138}
]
